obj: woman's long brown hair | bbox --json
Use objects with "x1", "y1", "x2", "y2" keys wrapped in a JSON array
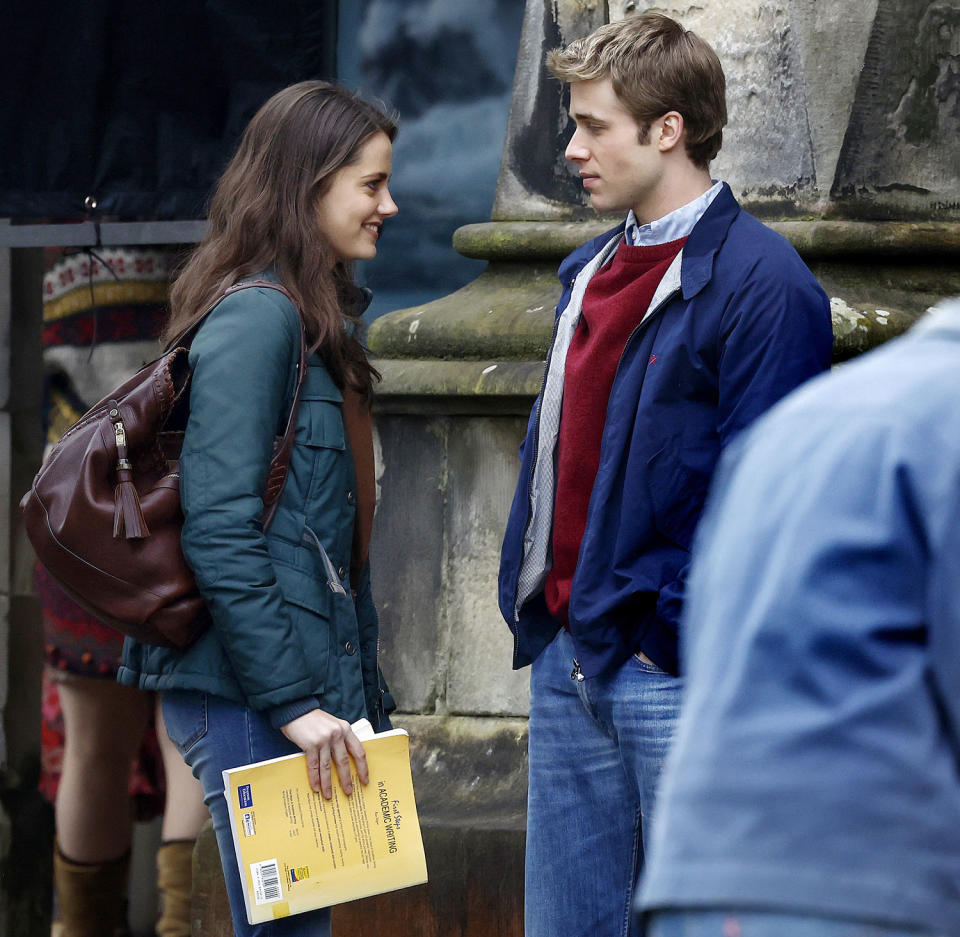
[{"x1": 164, "y1": 81, "x2": 397, "y2": 399}]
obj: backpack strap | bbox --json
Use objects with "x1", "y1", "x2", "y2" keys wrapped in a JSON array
[{"x1": 177, "y1": 279, "x2": 308, "y2": 531}]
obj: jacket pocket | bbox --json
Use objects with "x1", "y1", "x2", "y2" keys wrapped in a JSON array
[
  {"x1": 301, "y1": 363, "x2": 344, "y2": 402},
  {"x1": 160, "y1": 690, "x2": 208, "y2": 756},
  {"x1": 645, "y1": 446, "x2": 709, "y2": 550},
  {"x1": 272, "y1": 559, "x2": 332, "y2": 693},
  {"x1": 273, "y1": 556, "x2": 335, "y2": 618},
  {"x1": 302, "y1": 401, "x2": 345, "y2": 450},
  {"x1": 299, "y1": 364, "x2": 345, "y2": 450}
]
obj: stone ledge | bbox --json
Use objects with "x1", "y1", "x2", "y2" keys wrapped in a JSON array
[
  {"x1": 372, "y1": 359, "x2": 544, "y2": 413},
  {"x1": 367, "y1": 261, "x2": 560, "y2": 361},
  {"x1": 454, "y1": 220, "x2": 960, "y2": 261},
  {"x1": 369, "y1": 307, "x2": 922, "y2": 394},
  {"x1": 369, "y1": 222, "x2": 951, "y2": 365},
  {"x1": 829, "y1": 300, "x2": 922, "y2": 361}
]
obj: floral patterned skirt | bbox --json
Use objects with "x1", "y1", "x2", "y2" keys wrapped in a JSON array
[{"x1": 36, "y1": 245, "x2": 177, "y2": 820}]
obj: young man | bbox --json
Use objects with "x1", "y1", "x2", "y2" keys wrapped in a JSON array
[
  {"x1": 497, "y1": 13, "x2": 833, "y2": 937},
  {"x1": 638, "y1": 297, "x2": 960, "y2": 937}
]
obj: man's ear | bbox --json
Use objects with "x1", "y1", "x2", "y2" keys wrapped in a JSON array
[{"x1": 657, "y1": 111, "x2": 685, "y2": 153}]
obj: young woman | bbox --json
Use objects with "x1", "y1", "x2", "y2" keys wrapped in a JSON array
[{"x1": 117, "y1": 81, "x2": 399, "y2": 937}]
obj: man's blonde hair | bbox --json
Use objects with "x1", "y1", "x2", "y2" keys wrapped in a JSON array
[{"x1": 547, "y1": 12, "x2": 727, "y2": 169}]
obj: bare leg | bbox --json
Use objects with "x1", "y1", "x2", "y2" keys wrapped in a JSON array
[
  {"x1": 53, "y1": 675, "x2": 150, "y2": 937},
  {"x1": 55, "y1": 675, "x2": 150, "y2": 862},
  {"x1": 156, "y1": 699, "x2": 209, "y2": 841}
]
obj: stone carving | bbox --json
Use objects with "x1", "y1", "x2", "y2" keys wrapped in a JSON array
[
  {"x1": 493, "y1": 0, "x2": 608, "y2": 219},
  {"x1": 497, "y1": 0, "x2": 959, "y2": 220},
  {"x1": 832, "y1": 0, "x2": 960, "y2": 218}
]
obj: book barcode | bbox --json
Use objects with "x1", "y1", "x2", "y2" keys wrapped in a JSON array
[{"x1": 251, "y1": 858, "x2": 282, "y2": 904}]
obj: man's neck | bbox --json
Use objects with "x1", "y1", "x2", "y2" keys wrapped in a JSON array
[{"x1": 633, "y1": 166, "x2": 715, "y2": 227}]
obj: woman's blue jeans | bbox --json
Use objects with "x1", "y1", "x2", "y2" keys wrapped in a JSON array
[
  {"x1": 161, "y1": 690, "x2": 332, "y2": 937},
  {"x1": 525, "y1": 629, "x2": 683, "y2": 937}
]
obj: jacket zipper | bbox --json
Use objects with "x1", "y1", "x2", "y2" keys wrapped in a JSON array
[
  {"x1": 301, "y1": 526, "x2": 347, "y2": 595},
  {"x1": 303, "y1": 526, "x2": 386, "y2": 718}
]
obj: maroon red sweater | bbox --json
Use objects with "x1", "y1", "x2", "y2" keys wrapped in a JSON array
[{"x1": 545, "y1": 236, "x2": 687, "y2": 625}]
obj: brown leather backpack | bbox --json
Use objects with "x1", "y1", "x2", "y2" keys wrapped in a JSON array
[{"x1": 20, "y1": 280, "x2": 306, "y2": 650}]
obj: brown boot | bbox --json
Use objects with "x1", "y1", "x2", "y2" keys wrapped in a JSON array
[
  {"x1": 53, "y1": 841, "x2": 130, "y2": 937},
  {"x1": 155, "y1": 840, "x2": 195, "y2": 937}
]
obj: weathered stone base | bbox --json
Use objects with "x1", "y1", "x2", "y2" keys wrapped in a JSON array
[
  {"x1": 192, "y1": 823, "x2": 229, "y2": 937},
  {"x1": 332, "y1": 826, "x2": 523, "y2": 937},
  {"x1": 337, "y1": 715, "x2": 527, "y2": 936}
]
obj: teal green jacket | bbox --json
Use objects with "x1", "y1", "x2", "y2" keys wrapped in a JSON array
[{"x1": 118, "y1": 284, "x2": 393, "y2": 731}]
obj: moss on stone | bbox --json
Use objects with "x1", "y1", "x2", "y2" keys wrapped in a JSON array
[
  {"x1": 830, "y1": 299, "x2": 922, "y2": 361},
  {"x1": 452, "y1": 219, "x2": 960, "y2": 262}
]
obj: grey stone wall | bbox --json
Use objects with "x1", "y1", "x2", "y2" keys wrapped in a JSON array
[{"x1": 371, "y1": 413, "x2": 531, "y2": 719}]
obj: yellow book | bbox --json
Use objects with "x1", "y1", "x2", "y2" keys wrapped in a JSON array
[{"x1": 222, "y1": 721, "x2": 427, "y2": 925}]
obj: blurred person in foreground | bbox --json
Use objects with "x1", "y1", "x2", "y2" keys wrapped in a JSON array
[
  {"x1": 638, "y1": 297, "x2": 960, "y2": 937},
  {"x1": 497, "y1": 12, "x2": 832, "y2": 937}
]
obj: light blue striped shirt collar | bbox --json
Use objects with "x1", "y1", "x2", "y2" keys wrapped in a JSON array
[{"x1": 625, "y1": 180, "x2": 723, "y2": 246}]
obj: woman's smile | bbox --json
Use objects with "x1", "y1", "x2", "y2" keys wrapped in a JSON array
[{"x1": 316, "y1": 132, "x2": 398, "y2": 263}]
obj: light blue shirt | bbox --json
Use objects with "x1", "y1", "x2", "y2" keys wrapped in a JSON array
[
  {"x1": 625, "y1": 180, "x2": 723, "y2": 246},
  {"x1": 639, "y1": 299, "x2": 960, "y2": 934}
]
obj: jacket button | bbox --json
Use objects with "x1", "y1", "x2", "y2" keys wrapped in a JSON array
[
  {"x1": 347, "y1": 490, "x2": 356, "y2": 504},
  {"x1": 338, "y1": 566, "x2": 346, "y2": 578},
  {"x1": 344, "y1": 641, "x2": 356, "y2": 655}
]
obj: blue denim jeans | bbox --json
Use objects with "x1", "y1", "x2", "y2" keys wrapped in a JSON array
[
  {"x1": 161, "y1": 690, "x2": 332, "y2": 937},
  {"x1": 525, "y1": 629, "x2": 683, "y2": 937},
  {"x1": 647, "y1": 910, "x2": 938, "y2": 937}
]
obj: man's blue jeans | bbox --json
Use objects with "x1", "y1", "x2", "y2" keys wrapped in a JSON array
[
  {"x1": 161, "y1": 690, "x2": 333, "y2": 937},
  {"x1": 647, "y1": 910, "x2": 940, "y2": 937},
  {"x1": 525, "y1": 629, "x2": 683, "y2": 937}
]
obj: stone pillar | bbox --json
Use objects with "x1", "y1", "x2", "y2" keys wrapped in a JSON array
[
  {"x1": 436, "y1": 0, "x2": 960, "y2": 355},
  {"x1": 335, "y1": 1, "x2": 960, "y2": 933}
]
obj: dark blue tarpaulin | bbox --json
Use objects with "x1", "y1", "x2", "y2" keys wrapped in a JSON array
[{"x1": 0, "y1": 0, "x2": 337, "y2": 220}]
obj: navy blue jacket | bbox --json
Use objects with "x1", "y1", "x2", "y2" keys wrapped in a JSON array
[{"x1": 498, "y1": 185, "x2": 833, "y2": 677}]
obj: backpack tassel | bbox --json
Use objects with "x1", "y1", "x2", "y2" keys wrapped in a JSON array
[
  {"x1": 113, "y1": 474, "x2": 149, "y2": 539},
  {"x1": 111, "y1": 415, "x2": 149, "y2": 540}
]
